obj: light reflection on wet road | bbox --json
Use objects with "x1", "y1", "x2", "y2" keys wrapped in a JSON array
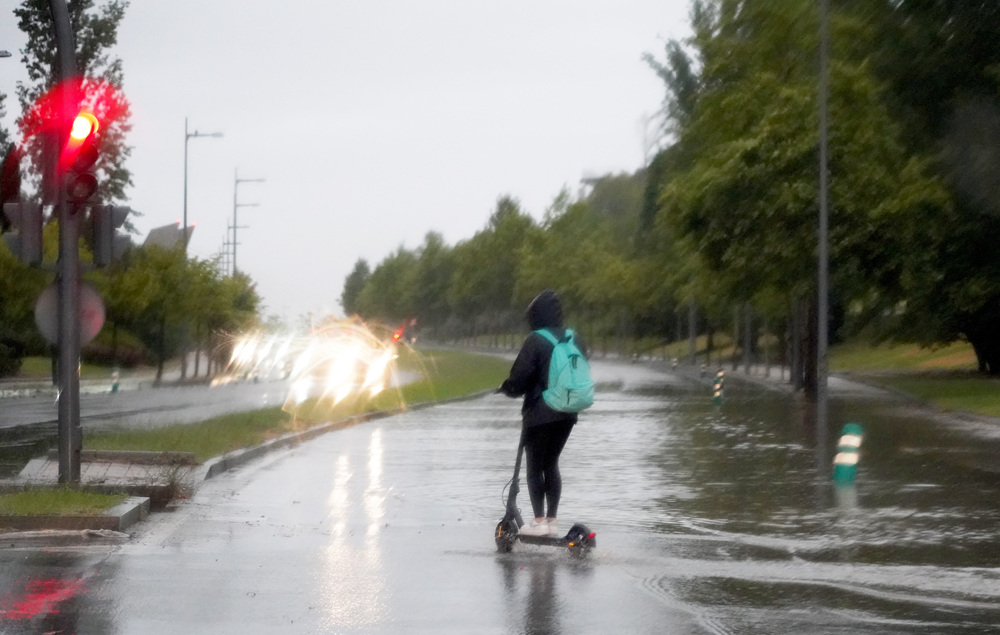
[{"x1": 3, "y1": 360, "x2": 1000, "y2": 633}]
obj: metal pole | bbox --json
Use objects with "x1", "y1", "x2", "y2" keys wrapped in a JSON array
[
  {"x1": 232, "y1": 168, "x2": 264, "y2": 275},
  {"x1": 50, "y1": 0, "x2": 81, "y2": 483},
  {"x1": 183, "y1": 122, "x2": 222, "y2": 249},
  {"x1": 183, "y1": 117, "x2": 189, "y2": 241},
  {"x1": 817, "y1": 0, "x2": 830, "y2": 436},
  {"x1": 233, "y1": 169, "x2": 238, "y2": 273}
]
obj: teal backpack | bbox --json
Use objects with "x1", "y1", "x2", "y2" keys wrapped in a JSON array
[{"x1": 535, "y1": 328, "x2": 594, "y2": 413}]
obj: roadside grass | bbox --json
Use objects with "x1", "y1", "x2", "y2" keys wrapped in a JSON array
[
  {"x1": 87, "y1": 407, "x2": 290, "y2": 462},
  {"x1": 866, "y1": 374, "x2": 1000, "y2": 418},
  {"x1": 828, "y1": 340, "x2": 1000, "y2": 417},
  {"x1": 18, "y1": 356, "x2": 178, "y2": 381},
  {"x1": 831, "y1": 341, "x2": 977, "y2": 371},
  {"x1": 86, "y1": 348, "x2": 511, "y2": 459},
  {"x1": 19, "y1": 356, "x2": 112, "y2": 379},
  {"x1": 0, "y1": 488, "x2": 127, "y2": 516}
]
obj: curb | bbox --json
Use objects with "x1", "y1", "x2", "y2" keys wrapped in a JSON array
[
  {"x1": 45, "y1": 449, "x2": 197, "y2": 466},
  {"x1": 0, "y1": 528, "x2": 131, "y2": 547},
  {"x1": 0, "y1": 495, "x2": 149, "y2": 535}
]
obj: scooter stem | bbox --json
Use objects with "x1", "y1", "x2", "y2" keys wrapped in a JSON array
[{"x1": 504, "y1": 430, "x2": 526, "y2": 526}]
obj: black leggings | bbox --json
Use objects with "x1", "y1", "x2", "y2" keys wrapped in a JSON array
[{"x1": 523, "y1": 420, "x2": 574, "y2": 519}]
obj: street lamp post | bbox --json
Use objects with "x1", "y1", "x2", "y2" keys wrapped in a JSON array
[
  {"x1": 232, "y1": 169, "x2": 264, "y2": 275},
  {"x1": 817, "y1": 0, "x2": 830, "y2": 433},
  {"x1": 183, "y1": 117, "x2": 222, "y2": 246}
]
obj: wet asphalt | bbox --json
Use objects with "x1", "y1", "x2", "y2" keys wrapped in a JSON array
[{"x1": 2, "y1": 360, "x2": 1000, "y2": 633}]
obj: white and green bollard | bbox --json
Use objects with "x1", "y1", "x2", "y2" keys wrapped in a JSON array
[
  {"x1": 111, "y1": 367, "x2": 120, "y2": 393},
  {"x1": 832, "y1": 423, "x2": 863, "y2": 485},
  {"x1": 712, "y1": 369, "x2": 725, "y2": 405}
]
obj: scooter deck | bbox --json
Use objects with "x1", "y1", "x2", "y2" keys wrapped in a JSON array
[{"x1": 516, "y1": 533, "x2": 571, "y2": 547}]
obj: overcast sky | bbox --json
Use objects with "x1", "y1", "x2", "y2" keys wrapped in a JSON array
[{"x1": 2, "y1": 1, "x2": 691, "y2": 323}]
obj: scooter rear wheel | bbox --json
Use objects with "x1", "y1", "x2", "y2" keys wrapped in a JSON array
[
  {"x1": 495, "y1": 518, "x2": 517, "y2": 553},
  {"x1": 565, "y1": 524, "x2": 596, "y2": 558}
]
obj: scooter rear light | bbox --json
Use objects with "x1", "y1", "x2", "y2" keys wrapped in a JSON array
[{"x1": 588, "y1": 532, "x2": 595, "y2": 539}]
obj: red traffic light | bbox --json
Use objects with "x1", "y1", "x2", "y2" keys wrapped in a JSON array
[
  {"x1": 70, "y1": 112, "x2": 99, "y2": 140},
  {"x1": 63, "y1": 111, "x2": 100, "y2": 204}
]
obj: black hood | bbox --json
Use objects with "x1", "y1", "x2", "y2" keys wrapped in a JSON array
[{"x1": 526, "y1": 290, "x2": 563, "y2": 330}]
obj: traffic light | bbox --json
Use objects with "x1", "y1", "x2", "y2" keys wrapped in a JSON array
[
  {"x1": 61, "y1": 111, "x2": 100, "y2": 205},
  {"x1": 2, "y1": 201, "x2": 44, "y2": 265},
  {"x1": 1, "y1": 145, "x2": 22, "y2": 207},
  {"x1": 89, "y1": 204, "x2": 131, "y2": 266}
]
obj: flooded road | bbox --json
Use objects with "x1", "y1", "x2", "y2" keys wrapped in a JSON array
[{"x1": 2, "y1": 361, "x2": 999, "y2": 633}]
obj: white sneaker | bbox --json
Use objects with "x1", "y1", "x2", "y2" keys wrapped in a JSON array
[
  {"x1": 519, "y1": 520, "x2": 549, "y2": 536},
  {"x1": 546, "y1": 519, "x2": 559, "y2": 537}
]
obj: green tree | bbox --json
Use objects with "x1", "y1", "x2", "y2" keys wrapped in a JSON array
[
  {"x1": 648, "y1": 0, "x2": 946, "y2": 389},
  {"x1": 0, "y1": 92, "x2": 11, "y2": 156},
  {"x1": 354, "y1": 246, "x2": 418, "y2": 324},
  {"x1": 857, "y1": 1, "x2": 1000, "y2": 372},
  {"x1": 0, "y1": 244, "x2": 48, "y2": 375},
  {"x1": 449, "y1": 195, "x2": 535, "y2": 322},
  {"x1": 410, "y1": 232, "x2": 455, "y2": 329},
  {"x1": 340, "y1": 258, "x2": 370, "y2": 317}
]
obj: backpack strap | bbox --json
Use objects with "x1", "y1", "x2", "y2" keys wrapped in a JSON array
[
  {"x1": 534, "y1": 329, "x2": 558, "y2": 345},
  {"x1": 534, "y1": 328, "x2": 573, "y2": 345}
]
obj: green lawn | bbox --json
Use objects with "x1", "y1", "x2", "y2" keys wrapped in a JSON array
[
  {"x1": 827, "y1": 340, "x2": 1000, "y2": 417},
  {"x1": 18, "y1": 355, "x2": 157, "y2": 380},
  {"x1": 869, "y1": 374, "x2": 1000, "y2": 417},
  {"x1": 0, "y1": 488, "x2": 127, "y2": 516},
  {"x1": 830, "y1": 341, "x2": 977, "y2": 372}
]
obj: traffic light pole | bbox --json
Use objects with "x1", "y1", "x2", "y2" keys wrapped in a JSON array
[{"x1": 51, "y1": 0, "x2": 82, "y2": 483}]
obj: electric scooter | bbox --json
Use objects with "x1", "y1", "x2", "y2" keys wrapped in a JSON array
[{"x1": 494, "y1": 431, "x2": 596, "y2": 556}]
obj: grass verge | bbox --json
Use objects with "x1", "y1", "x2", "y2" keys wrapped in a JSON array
[
  {"x1": 852, "y1": 373, "x2": 1000, "y2": 418},
  {"x1": 0, "y1": 488, "x2": 127, "y2": 516},
  {"x1": 19, "y1": 356, "x2": 114, "y2": 379},
  {"x1": 828, "y1": 341, "x2": 1000, "y2": 417},
  {"x1": 85, "y1": 348, "x2": 511, "y2": 460},
  {"x1": 831, "y1": 341, "x2": 976, "y2": 372}
]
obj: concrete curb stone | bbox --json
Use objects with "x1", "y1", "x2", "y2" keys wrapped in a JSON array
[{"x1": 0, "y1": 496, "x2": 149, "y2": 537}]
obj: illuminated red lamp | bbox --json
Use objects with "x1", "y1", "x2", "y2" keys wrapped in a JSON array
[
  {"x1": 71, "y1": 112, "x2": 99, "y2": 140},
  {"x1": 63, "y1": 112, "x2": 100, "y2": 204}
]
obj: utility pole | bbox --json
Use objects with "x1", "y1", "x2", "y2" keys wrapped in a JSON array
[
  {"x1": 51, "y1": 0, "x2": 82, "y2": 483},
  {"x1": 232, "y1": 169, "x2": 263, "y2": 275},
  {"x1": 817, "y1": 0, "x2": 830, "y2": 436},
  {"x1": 183, "y1": 118, "x2": 222, "y2": 243}
]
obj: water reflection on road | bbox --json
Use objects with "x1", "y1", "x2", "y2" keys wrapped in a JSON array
[
  {"x1": 2, "y1": 360, "x2": 1000, "y2": 632},
  {"x1": 581, "y1": 364, "x2": 1000, "y2": 632}
]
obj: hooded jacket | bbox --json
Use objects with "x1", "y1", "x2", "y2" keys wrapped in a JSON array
[{"x1": 500, "y1": 290, "x2": 588, "y2": 427}]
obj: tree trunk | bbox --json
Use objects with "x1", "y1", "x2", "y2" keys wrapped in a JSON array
[
  {"x1": 194, "y1": 320, "x2": 202, "y2": 378},
  {"x1": 731, "y1": 307, "x2": 740, "y2": 371},
  {"x1": 743, "y1": 303, "x2": 753, "y2": 374},
  {"x1": 706, "y1": 327, "x2": 715, "y2": 366},
  {"x1": 687, "y1": 302, "x2": 697, "y2": 365},
  {"x1": 156, "y1": 313, "x2": 165, "y2": 383},
  {"x1": 763, "y1": 319, "x2": 770, "y2": 378},
  {"x1": 965, "y1": 327, "x2": 1000, "y2": 374}
]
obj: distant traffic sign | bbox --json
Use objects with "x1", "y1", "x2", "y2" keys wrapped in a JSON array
[{"x1": 34, "y1": 280, "x2": 105, "y2": 346}]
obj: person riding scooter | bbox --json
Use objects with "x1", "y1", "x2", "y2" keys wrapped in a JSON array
[{"x1": 498, "y1": 290, "x2": 588, "y2": 537}]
